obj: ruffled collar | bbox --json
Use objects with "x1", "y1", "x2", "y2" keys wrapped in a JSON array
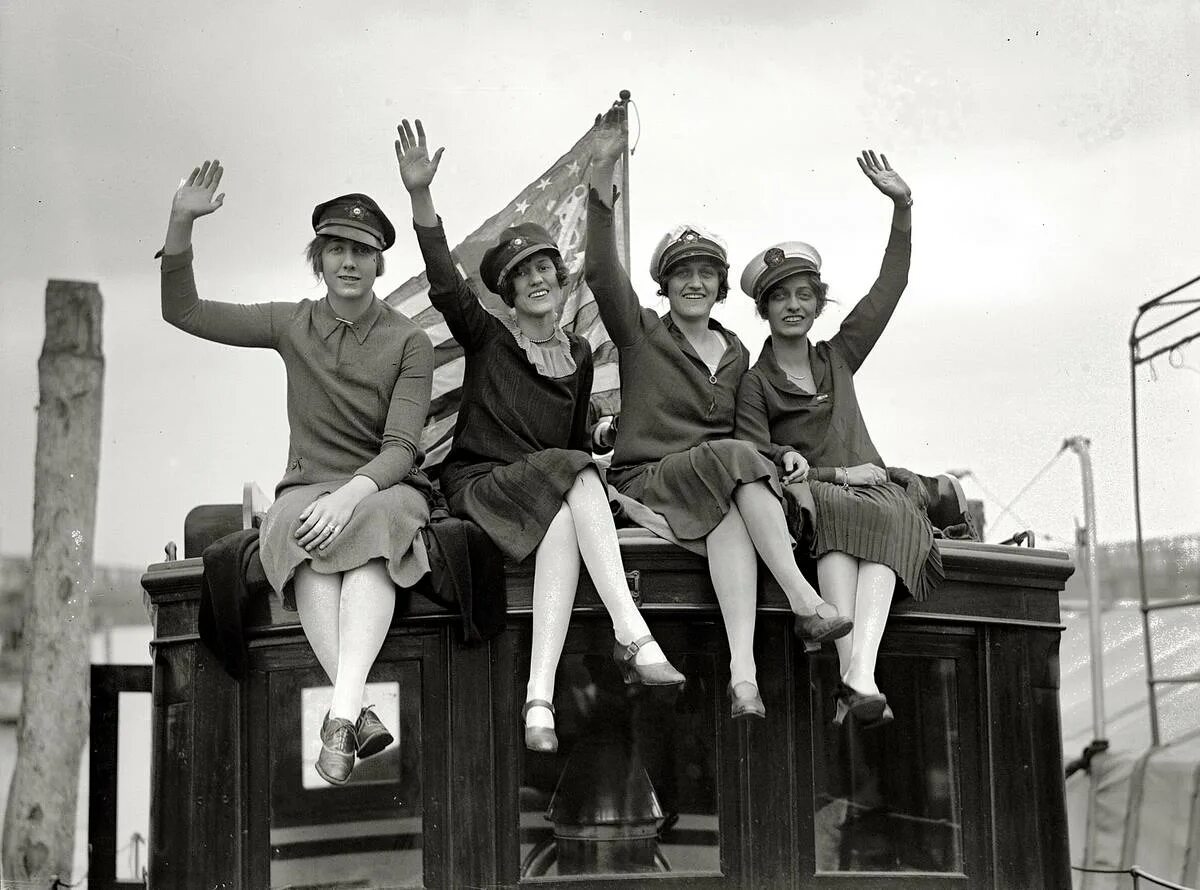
[{"x1": 500, "y1": 316, "x2": 577, "y2": 379}]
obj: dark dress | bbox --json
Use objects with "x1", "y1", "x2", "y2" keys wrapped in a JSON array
[
  {"x1": 414, "y1": 219, "x2": 595, "y2": 562},
  {"x1": 160, "y1": 248, "x2": 435, "y2": 608},
  {"x1": 735, "y1": 225, "x2": 943, "y2": 602},
  {"x1": 584, "y1": 189, "x2": 781, "y2": 542}
]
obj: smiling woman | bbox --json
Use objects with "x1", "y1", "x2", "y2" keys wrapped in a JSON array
[
  {"x1": 157, "y1": 162, "x2": 435, "y2": 786},
  {"x1": 395, "y1": 117, "x2": 683, "y2": 754}
]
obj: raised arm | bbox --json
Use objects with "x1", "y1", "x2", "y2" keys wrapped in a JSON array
[
  {"x1": 396, "y1": 119, "x2": 495, "y2": 352},
  {"x1": 160, "y1": 160, "x2": 276, "y2": 348},
  {"x1": 829, "y1": 150, "x2": 913, "y2": 372},
  {"x1": 584, "y1": 104, "x2": 645, "y2": 347}
]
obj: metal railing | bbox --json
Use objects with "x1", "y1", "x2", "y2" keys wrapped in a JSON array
[{"x1": 1128, "y1": 272, "x2": 1200, "y2": 747}]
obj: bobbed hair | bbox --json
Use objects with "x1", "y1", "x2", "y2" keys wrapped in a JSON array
[
  {"x1": 305, "y1": 234, "x2": 385, "y2": 279},
  {"x1": 498, "y1": 250, "x2": 571, "y2": 309},
  {"x1": 753, "y1": 272, "x2": 830, "y2": 319}
]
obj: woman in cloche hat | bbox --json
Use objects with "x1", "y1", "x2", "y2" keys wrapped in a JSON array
[
  {"x1": 586, "y1": 105, "x2": 853, "y2": 722},
  {"x1": 735, "y1": 151, "x2": 944, "y2": 729},
  {"x1": 395, "y1": 119, "x2": 684, "y2": 755},
  {"x1": 159, "y1": 162, "x2": 434, "y2": 785}
]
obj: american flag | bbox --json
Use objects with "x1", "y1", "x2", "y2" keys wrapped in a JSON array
[{"x1": 385, "y1": 123, "x2": 630, "y2": 475}]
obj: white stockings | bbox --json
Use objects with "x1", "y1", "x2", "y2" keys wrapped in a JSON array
[{"x1": 816, "y1": 551, "x2": 895, "y2": 695}]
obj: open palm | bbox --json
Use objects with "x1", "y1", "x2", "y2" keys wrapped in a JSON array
[
  {"x1": 395, "y1": 119, "x2": 444, "y2": 192},
  {"x1": 172, "y1": 160, "x2": 225, "y2": 219},
  {"x1": 857, "y1": 150, "x2": 911, "y2": 203}
]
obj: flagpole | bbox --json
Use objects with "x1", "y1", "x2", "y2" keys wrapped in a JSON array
[{"x1": 617, "y1": 89, "x2": 632, "y2": 273}]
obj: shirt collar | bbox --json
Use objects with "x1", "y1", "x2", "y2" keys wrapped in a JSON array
[
  {"x1": 757, "y1": 336, "x2": 825, "y2": 394},
  {"x1": 314, "y1": 295, "x2": 385, "y2": 345},
  {"x1": 663, "y1": 312, "x2": 740, "y2": 373}
]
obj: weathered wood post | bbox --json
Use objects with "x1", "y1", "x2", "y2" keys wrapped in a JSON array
[{"x1": 2, "y1": 281, "x2": 104, "y2": 883}]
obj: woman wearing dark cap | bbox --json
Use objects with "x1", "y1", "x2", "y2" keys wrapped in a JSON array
[
  {"x1": 395, "y1": 120, "x2": 683, "y2": 754},
  {"x1": 159, "y1": 161, "x2": 434, "y2": 784},
  {"x1": 735, "y1": 151, "x2": 943, "y2": 729},
  {"x1": 585, "y1": 106, "x2": 852, "y2": 721}
]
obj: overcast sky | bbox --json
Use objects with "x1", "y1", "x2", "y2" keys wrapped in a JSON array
[{"x1": 2, "y1": 0, "x2": 1197, "y2": 570}]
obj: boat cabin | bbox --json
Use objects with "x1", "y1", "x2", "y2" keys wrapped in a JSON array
[{"x1": 137, "y1": 497, "x2": 1074, "y2": 889}]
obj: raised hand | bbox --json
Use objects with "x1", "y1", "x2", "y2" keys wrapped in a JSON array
[
  {"x1": 591, "y1": 103, "x2": 626, "y2": 167},
  {"x1": 171, "y1": 160, "x2": 225, "y2": 221},
  {"x1": 395, "y1": 119, "x2": 444, "y2": 193},
  {"x1": 857, "y1": 150, "x2": 911, "y2": 205}
]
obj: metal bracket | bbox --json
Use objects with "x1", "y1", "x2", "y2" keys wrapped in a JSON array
[{"x1": 625, "y1": 569, "x2": 641, "y2": 605}]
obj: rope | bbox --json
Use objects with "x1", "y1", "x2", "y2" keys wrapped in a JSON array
[
  {"x1": 985, "y1": 447, "x2": 1066, "y2": 541},
  {"x1": 1072, "y1": 864, "x2": 1195, "y2": 890}
]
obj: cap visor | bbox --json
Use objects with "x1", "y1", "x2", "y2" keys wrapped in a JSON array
[
  {"x1": 756, "y1": 261, "x2": 820, "y2": 299},
  {"x1": 315, "y1": 222, "x2": 385, "y2": 251},
  {"x1": 496, "y1": 243, "x2": 560, "y2": 288}
]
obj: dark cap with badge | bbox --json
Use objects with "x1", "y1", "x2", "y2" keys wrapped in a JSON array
[
  {"x1": 479, "y1": 223, "x2": 561, "y2": 294},
  {"x1": 649, "y1": 224, "x2": 729, "y2": 284},
  {"x1": 311, "y1": 193, "x2": 396, "y2": 251},
  {"x1": 740, "y1": 241, "x2": 822, "y2": 300}
]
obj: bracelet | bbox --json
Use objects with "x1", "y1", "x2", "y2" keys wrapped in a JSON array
[
  {"x1": 897, "y1": 195, "x2": 913, "y2": 208},
  {"x1": 837, "y1": 467, "x2": 849, "y2": 488}
]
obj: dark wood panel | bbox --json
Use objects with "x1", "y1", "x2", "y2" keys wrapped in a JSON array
[
  {"x1": 448, "y1": 634, "x2": 499, "y2": 887},
  {"x1": 149, "y1": 698, "x2": 192, "y2": 888},
  {"x1": 189, "y1": 639, "x2": 243, "y2": 888}
]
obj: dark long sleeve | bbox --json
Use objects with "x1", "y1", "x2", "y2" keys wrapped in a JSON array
[
  {"x1": 828, "y1": 225, "x2": 911, "y2": 373},
  {"x1": 414, "y1": 218, "x2": 498, "y2": 353},
  {"x1": 568, "y1": 350, "x2": 596, "y2": 453},
  {"x1": 584, "y1": 187, "x2": 646, "y2": 347},
  {"x1": 734, "y1": 371, "x2": 790, "y2": 465}
]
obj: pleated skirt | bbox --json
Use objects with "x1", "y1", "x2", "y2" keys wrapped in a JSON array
[
  {"x1": 609, "y1": 438, "x2": 783, "y2": 542},
  {"x1": 803, "y1": 479, "x2": 944, "y2": 602},
  {"x1": 260, "y1": 473, "x2": 433, "y2": 611},
  {"x1": 442, "y1": 448, "x2": 595, "y2": 562}
]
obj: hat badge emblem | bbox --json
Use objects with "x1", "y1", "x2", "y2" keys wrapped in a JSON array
[
  {"x1": 764, "y1": 248, "x2": 785, "y2": 268},
  {"x1": 512, "y1": 237, "x2": 525, "y2": 247},
  {"x1": 351, "y1": 206, "x2": 364, "y2": 219},
  {"x1": 681, "y1": 230, "x2": 699, "y2": 242}
]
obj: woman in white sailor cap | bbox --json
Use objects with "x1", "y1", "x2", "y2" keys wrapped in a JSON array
[
  {"x1": 159, "y1": 162, "x2": 435, "y2": 784},
  {"x1": 735, "y1": 151, "x2": 943, "y2": 729},
  {"x1": 585, "y1": 105, "x2": 853, "y2": 721}
]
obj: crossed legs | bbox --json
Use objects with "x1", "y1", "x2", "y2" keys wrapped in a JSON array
[
  {"x1": 525, "y1": 467, "x2": 665, "y2": 733},
  {"x1": 817, "y1": 551, "x2": 895, "y2": 695},
  {"x1": 705, "y1": 480, "x2": 841, "y2": 688}
]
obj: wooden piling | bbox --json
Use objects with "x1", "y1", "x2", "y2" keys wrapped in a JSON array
[{"x1": 2, "y1": 281, "x2": 104, "y2": 883}]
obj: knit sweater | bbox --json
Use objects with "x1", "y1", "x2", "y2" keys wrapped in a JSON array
[{"x1": 160, "y1": 246, "x2": 433, "y2": 496}]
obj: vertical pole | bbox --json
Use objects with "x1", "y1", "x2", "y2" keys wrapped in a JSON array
[
  {"x1": 1128, "y1": 342, "x2": 1160, "y2": 747},
  {"x1": 618, "y1": 89, "x2": 632, "y2": 274},
  {"x1": 2, "y1": 281, "x2": 104, "y2": 883},
  {"x1": 1063, "y1": 437, "x2": 1107, "y2": 744}
]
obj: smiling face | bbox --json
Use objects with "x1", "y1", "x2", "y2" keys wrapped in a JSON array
[
  {"x1": 320, "y1": 237, "x2": 379, "y2": 301},
  {"x1": 764, "y1": 272, "x2": 823, "y2": 341},
  {"x1": 507, "y1": 250, "x2": 564, "y2": 321},
  {"x1": 664, "y1": 258, "x2": 723, "y2": 321}
]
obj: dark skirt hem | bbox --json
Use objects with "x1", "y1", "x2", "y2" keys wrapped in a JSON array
[
  {"x1": 444, "y1": 448, "x2": 596, "y2": 562},
  {"x1": 609, "y1": 439, "x2": 783, "y2": 542}
]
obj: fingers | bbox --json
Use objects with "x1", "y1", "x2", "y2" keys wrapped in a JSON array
[
  {"x1": 403, "y1": 119, "x2": 417, "y2": 149},
  {"x1": 396, "y1": 123, "x2": 410, "y2": 154},
  {"x1": 881, "y1": 152, "x2": 892, "y2": 171},
  {"x1": 868, "y1": 149, "x2": 881, "y2": 170},
  {"x1": 431, "y1": 146, "x2": 444, "y2": 170},
  {"x1": 318, "y1": 521, "x2": 342, "y2": 551},
  {"x1": 415, "y1": 118, "x2": 426, "y2": 147}
]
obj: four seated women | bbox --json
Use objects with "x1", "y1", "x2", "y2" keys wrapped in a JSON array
[{"x1": 168, "y1": 112, "x2": 941, "y2": 783}]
